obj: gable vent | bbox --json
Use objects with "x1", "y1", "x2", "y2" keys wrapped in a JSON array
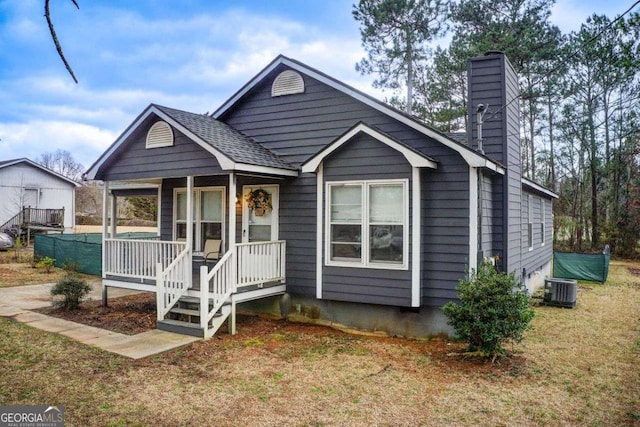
[
  {"x1": 146, "y1": 121, "x2": 174, "y2": 149},
  {"x1": 271, "y1": 70, "x2": 305, "y2": 97}
]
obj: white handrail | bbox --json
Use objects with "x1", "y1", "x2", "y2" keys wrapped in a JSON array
[
  {"x1": 104, "y1": 239, "x2": 185, "y2": 280},
  {"x1": 156, "y1": 247, "x2": 191, "y2": 320},
  {"x1": 200, "y1": 249, "x2": 235, "y2": 333},
  {"x1": 236, "y1": 240, "x2": 286, "y2": 287}
]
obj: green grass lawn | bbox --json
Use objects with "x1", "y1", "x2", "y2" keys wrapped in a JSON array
[{"x1": 0, "y1": 260, "x2": 638, "y2": 426}]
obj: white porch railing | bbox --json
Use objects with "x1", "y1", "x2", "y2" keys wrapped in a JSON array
[
  {"x1": 156, "y1": 247, "x2": 192, "y2": 320},
  {"x1": 104, "y1": 238, "x2": 286, "y2": 335},
  {"x1": 236, "y1": 240, "x2": 286, "y2": 287},
  {"x1": 200, "y1": 249, "x2": 235, "y2": 337},
  {"x1": 104, "y1": 239, "x2": 186, "y2": 281}
]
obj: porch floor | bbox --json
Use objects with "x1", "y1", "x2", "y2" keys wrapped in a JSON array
[{"x1": 104, "y1": 260, "x2": 285, "y2": 294}]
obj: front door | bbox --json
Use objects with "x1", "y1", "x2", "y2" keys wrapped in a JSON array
[{"x1": 242, "y1": 185, "x2": 279, "y2": 243}]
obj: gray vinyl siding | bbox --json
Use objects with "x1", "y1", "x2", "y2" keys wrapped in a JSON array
[
  {"x1": 222, "y1": 65, "x2": 471, "y2": 305},
  {"x1": 492, "y1": 176, "x2": 504, "y2": 268},
  {"x1": 468, "y1": 54, "x2": 522, "y2": 278},
  {"x1": 520, "y1": 191, "x2": 553, "y2": 277},
  {"x1": 97, "y1": 114, "x2": 224, "y2": 181},
  {"x1": 420, "y1": 164, "x2": 469, "y2": 306},
  {"x1": 479, "y1": 173, "x2": 494, "y2": 260},
  {"x1": 322, "y1": 133, "x2": 412, "y2": 307}
]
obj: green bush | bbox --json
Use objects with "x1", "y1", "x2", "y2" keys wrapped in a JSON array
[
  {"x1": 442, "y1": 262, "x2": 535, "y2": 358},
  {"x1": 36, "y1": 256, "x2": 56, "y2": 273},
  {"x1": 50, "y1": 275, "x2": 92, "y2": 310}
]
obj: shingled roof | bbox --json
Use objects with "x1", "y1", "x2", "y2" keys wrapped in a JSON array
[{"x1": 153, "y1": 104, "x2": 294, "y2": 171}]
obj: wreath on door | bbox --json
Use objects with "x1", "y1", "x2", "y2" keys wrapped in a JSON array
[{"x1": 246, "y1": 188, "x2": 272, "y2": 216}]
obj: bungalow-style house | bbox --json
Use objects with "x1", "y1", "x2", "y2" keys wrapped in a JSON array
[
  {"x1": 0, "y1": 158, "x2": 79, "y2": 234},
  {"x1": 85, "y1": 52, "x2": 557, "y2": 338}
]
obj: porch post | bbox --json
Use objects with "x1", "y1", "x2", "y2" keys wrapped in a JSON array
[
  {"x1": 186, "y1": 176, "x2": 194, "y2": 289},
  {"x1": 101, "y1": 181, "x2": 109, "y2": 306},
  {"x1": 110, "y1": 194, "x2": 117, "y2": 238},
  {"x1": 156, "y1": 182, "x2": 162, "y2": 238},
  {"x1": 186, "y1": 176, "x2": 194, "y2": 250},
  {"x1": 228, "y1": 173, "x2": 237, "y2": 291},
  {"x1": 228, "y1": 173, "x2": 236, "y2": 250}
]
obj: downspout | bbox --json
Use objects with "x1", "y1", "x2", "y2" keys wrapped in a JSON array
[{"x1": 476, "y1": 104, "x2": 487, "y2": 267}]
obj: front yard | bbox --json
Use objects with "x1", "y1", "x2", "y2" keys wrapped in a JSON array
[{"x1": 0, "y1": 260, "x2": 638, "y2": 426}]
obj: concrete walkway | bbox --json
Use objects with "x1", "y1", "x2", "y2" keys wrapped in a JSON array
[{"x1": 0, "y1": 282, "x2": 199, "y2": 359}]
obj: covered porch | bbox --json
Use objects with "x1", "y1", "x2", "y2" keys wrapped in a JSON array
[
  {"x1": 85, "y1": 104, "x2": 298, "y2": 338},
  {"x1": 100, "y1": 177, "x2": 286, "y2": 338},
  {"x1": 99, "y1": 173, "x2": 288, "y2": 338}
]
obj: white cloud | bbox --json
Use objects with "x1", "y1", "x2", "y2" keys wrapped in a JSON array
[
  {"x1": 0, "y1": 2, "x2": 385, "y2": 167},
  {"x1": 0, "y1": 121, "x2": 117, "y2": 168}
]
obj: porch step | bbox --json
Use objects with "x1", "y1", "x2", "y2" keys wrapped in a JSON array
[
  {"x1": 157, "y1": 319, "x2": 204, "y2": 338},
  {"x1": 169, "y1": 307, "x2": 200, "y2": 317}
]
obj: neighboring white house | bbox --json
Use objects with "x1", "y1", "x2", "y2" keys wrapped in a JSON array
[{"x1": 0, "y1": 158, "x2": 80, "y2": 232}]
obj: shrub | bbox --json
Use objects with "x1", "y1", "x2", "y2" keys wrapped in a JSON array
[
  {"x1": 62, "y1": 260, "x2": 80, "y2": 275},
  {"x1": 442, "y1": 262, "x2": 535, "y2": 358},
  {"x1": 36, "y1": 256, "x2": 56, "y2": 273},
  {"x1": 50, "y1": 275, "x2": 91, "y2": 310}
]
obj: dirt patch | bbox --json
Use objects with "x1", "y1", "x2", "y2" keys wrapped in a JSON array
[
  {"x1": 628, "y1": 267, "x2": 640, "y2": 276},
  {"x1": 34, "y1": 291, "x2": 523, "y2": 376},
  {"x1": 35, "y1": 293, "x2": 157, "y2": 335}
]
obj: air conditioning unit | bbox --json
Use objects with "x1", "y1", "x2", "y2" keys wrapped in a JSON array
[{"x1": 543, "y1": 278, "x2": 577, "y2": 308}]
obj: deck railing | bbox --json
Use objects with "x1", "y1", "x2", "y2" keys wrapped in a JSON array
[
  {"x1": 104, "y1": 239, "x2": 186, "y2": 281},
  {"x1": 1, "y1": 207, "x2": 64, "y2": 231},
  {"x1": 236, "y1": 240, "x2": 286, "y2": 287},
  {"x1": 156, "y1": 247, "x2": 192, "y2": 320}
]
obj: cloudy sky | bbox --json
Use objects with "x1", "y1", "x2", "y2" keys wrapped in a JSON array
[{"x1": 0, "y1": 0, "x2": 634, "y2": 171}]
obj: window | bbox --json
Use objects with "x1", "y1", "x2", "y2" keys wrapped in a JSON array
[
  {"x1": 541, "y1": 199, "x2": 546, "y2": 245},
  {"x1": 527, "y1": 195, "x2": 533, "y2": 250},
  {"x1": 174, "y1": 187, "x2": 224, "y2": 252},
  {"x1": 327, "y1": 180, "x2": 407, "y2": 269}
]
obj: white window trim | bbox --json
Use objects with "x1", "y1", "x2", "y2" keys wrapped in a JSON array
[
  {"x1": 173, "y1": 186, "x2": 226, "y2": 253},
  {"x1": 325, "y1": 179, "x2": 409, "y2": 270}
]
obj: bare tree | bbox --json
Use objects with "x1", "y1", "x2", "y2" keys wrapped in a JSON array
[
  {"x1": 45, "y1": 0, "x2": 79, "y2": 83},
  {"x1": 38, "y1": 149, "x2": 84, "y2": 182}
]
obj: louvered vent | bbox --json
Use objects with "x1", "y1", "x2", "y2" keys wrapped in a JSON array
[
  {"x1": 146, "y1": 121, "x2": 174, "y2": 149},
  {"x1": 271, "y1": 70, "x2": 304, "y2": 97}
]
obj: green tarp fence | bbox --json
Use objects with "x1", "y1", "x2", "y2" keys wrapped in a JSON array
[
  {"x1": 553, "y1": 245, "x2": 610, "y2": 283},
  {"x1": 34, "y1": 232, "x2": 157, "y2": 276}
]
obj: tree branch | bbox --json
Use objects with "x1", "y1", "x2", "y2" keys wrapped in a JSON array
[{"x1": 44, "y1": 0, "x2": 79, "y2": 84}]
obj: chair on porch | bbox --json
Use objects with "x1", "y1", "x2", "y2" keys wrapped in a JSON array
[{"x1": 202, "y1": 239, "x2": 222, "y2": 268}]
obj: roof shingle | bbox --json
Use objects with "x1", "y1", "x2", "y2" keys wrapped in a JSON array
[{"x1": 153, "y1": 104, "x2": 295, "y2": 171}]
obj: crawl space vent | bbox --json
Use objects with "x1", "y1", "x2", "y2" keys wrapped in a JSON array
[
  {"x1": 271, "y1": 70, "x2": 305, "y2": 97},
  {"x1": 146, "y1": 121, "x2": 174, "y2": 149}
]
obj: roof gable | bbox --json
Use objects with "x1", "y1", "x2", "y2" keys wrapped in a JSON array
[
  {"x1": 302, "y1": 122, "x2": 438, "y2": 172},
  {"x1": 0, "y1": 158, "x2": 80, "y2": 187},
  {"x1": 213, "y1": 55, "x2": 503, "y2": 173},
  {"x1": 86, "y1": 104, "x2": 296, "y2": 180}
]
